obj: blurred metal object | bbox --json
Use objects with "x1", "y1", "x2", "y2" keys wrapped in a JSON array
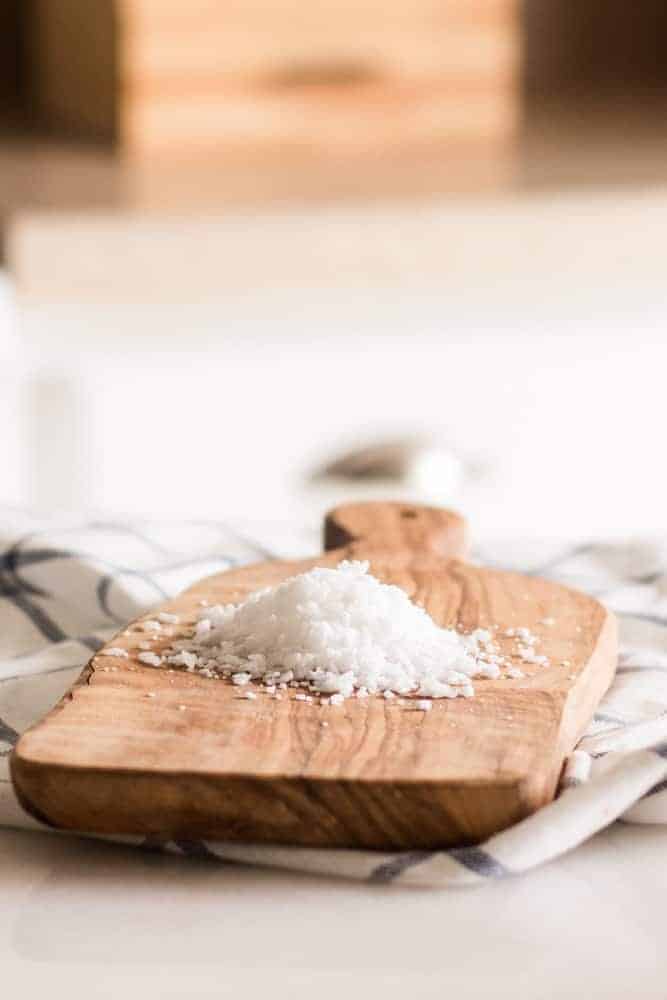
[{"x1": 309, "y1": 436, "x2": 472, "y2": 504}]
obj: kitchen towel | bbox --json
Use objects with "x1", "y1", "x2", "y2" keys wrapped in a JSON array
[{"x1": 1, "y1": 511, "x2": 666, "y2": 887}]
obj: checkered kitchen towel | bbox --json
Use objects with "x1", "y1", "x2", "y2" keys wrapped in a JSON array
[{"x1": 2, "y1": 510, "x2": 667, "y2": 887}]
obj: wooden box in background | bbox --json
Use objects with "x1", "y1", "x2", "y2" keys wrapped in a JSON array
[
  {"x1": 0, "y1": 1, "x2": 22, "y2": 118},
  {"x1": 25, "y1": 0, "x2": 520, "y2": 159}
]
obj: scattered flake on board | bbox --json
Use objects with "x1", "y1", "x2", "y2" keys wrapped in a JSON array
[
  {"x1": 105, "y1": 648, "x2": 128, "y2": 658},
  {"x1": 517, "y1": 645, "x2": 549, "y2": 666},
  {"x1": 145, "y1": 692, "x2": 156, "y2": 699},
  {"x1": 416, "y1": 699, "x2": 432, "y2": 712},
  {"x1": 243, "y1": 691, "x2": 257, "y2": 700},
  {"x1": 157, "y1": 612, "x2": 179, "y2": 624},
  {"x1": 539, "y1": 617, "x2": 556, "y2": 626},
  {"x1": 506, "y1": 666, "x2": 525, "y2": 679},
  {"x1": 167, "y1": 650, "x2": 198, "y2": 670},
  {"x1": 138, "y1": 651, "x2": 162, "y2": 667},
  {"x1": 139, "y1": 620, "x2": 161, "y2": 632}
]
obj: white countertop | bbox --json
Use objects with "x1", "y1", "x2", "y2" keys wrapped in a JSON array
[{"x1": 1, "y1": 821, "x2": 664, "y2": 998}]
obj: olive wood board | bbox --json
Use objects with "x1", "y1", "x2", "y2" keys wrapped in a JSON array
[{"x1": 11, "y1": 502, "x2": 617, "y2": 850}]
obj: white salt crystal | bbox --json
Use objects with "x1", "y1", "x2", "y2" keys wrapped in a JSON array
[
  {"x1": 138, "y1": 652, "x2": 162, "y2": 667},
  {"x1": 157, "y1": 612, "x2": 179, "y2": 624},
  {"x1": 416, "y1": 699, "x2": 432, "y2": 711},
  {"x1": 168, "y1": 650, "x2": 198, "y2": 670},
  {"x1": 231, "y1": 672, "x2": 251, "y2": 686},
  {"x1": 139, "y1": 620, "x2": 161, "y2": 632},
  {"x1": 517, "y1": 645, "x2": 549, "y2": 666},
  {"x1": 476, "y1": 663, "x2": 501, "y2": 679},
  {"x1": 105, "y1": 647, "x2": 128, "y2": 658}
]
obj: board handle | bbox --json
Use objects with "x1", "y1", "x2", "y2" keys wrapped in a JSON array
[{"x1": 324, "y1": 502, "x2": 467, "y2": 558}]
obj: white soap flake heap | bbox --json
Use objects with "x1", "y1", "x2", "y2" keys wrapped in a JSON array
[{"x1": 153, "y1": 560, "x2": 548, "y2": 704}]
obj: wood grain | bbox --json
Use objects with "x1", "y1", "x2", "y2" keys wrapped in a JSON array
[
  {"x1": 23, "y1": 0, "x2": 519, "y2": 156},
  {"x1": 11, "y1": 503, "x2": 617, "y2": 850}
]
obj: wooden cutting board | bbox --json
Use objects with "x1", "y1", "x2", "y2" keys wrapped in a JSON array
[{"x1": 11, "y1": 503, "x2": 617, "y2": 850}]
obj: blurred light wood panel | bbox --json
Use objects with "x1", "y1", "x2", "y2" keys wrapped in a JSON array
[
  {"x1": 4, "y1": 96, "x2": 667, "y2": 223},
  {"x1": 25, "y1": 0, "x2": 519, "y2": 157},
  {"x1": 0, "y1": 133, "x2": 515, "y2": 227}
]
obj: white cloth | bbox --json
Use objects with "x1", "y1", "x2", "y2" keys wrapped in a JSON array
[{"x1": 1, "y1": 512, "x2": 666, "y2": 887}]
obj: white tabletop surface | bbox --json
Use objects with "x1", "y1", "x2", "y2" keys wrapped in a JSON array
[{"x1": 1, "y1": 820, "x2": 664, "y2": 998}]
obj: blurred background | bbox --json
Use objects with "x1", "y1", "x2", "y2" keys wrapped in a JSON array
[{"x1": 1, "y1": 1, "x2": 667, "y2": 552}]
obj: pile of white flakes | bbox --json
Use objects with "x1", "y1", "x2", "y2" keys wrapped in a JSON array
[{"x1": 109, "y1": 561, "x2": 558, "y2": 708}]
